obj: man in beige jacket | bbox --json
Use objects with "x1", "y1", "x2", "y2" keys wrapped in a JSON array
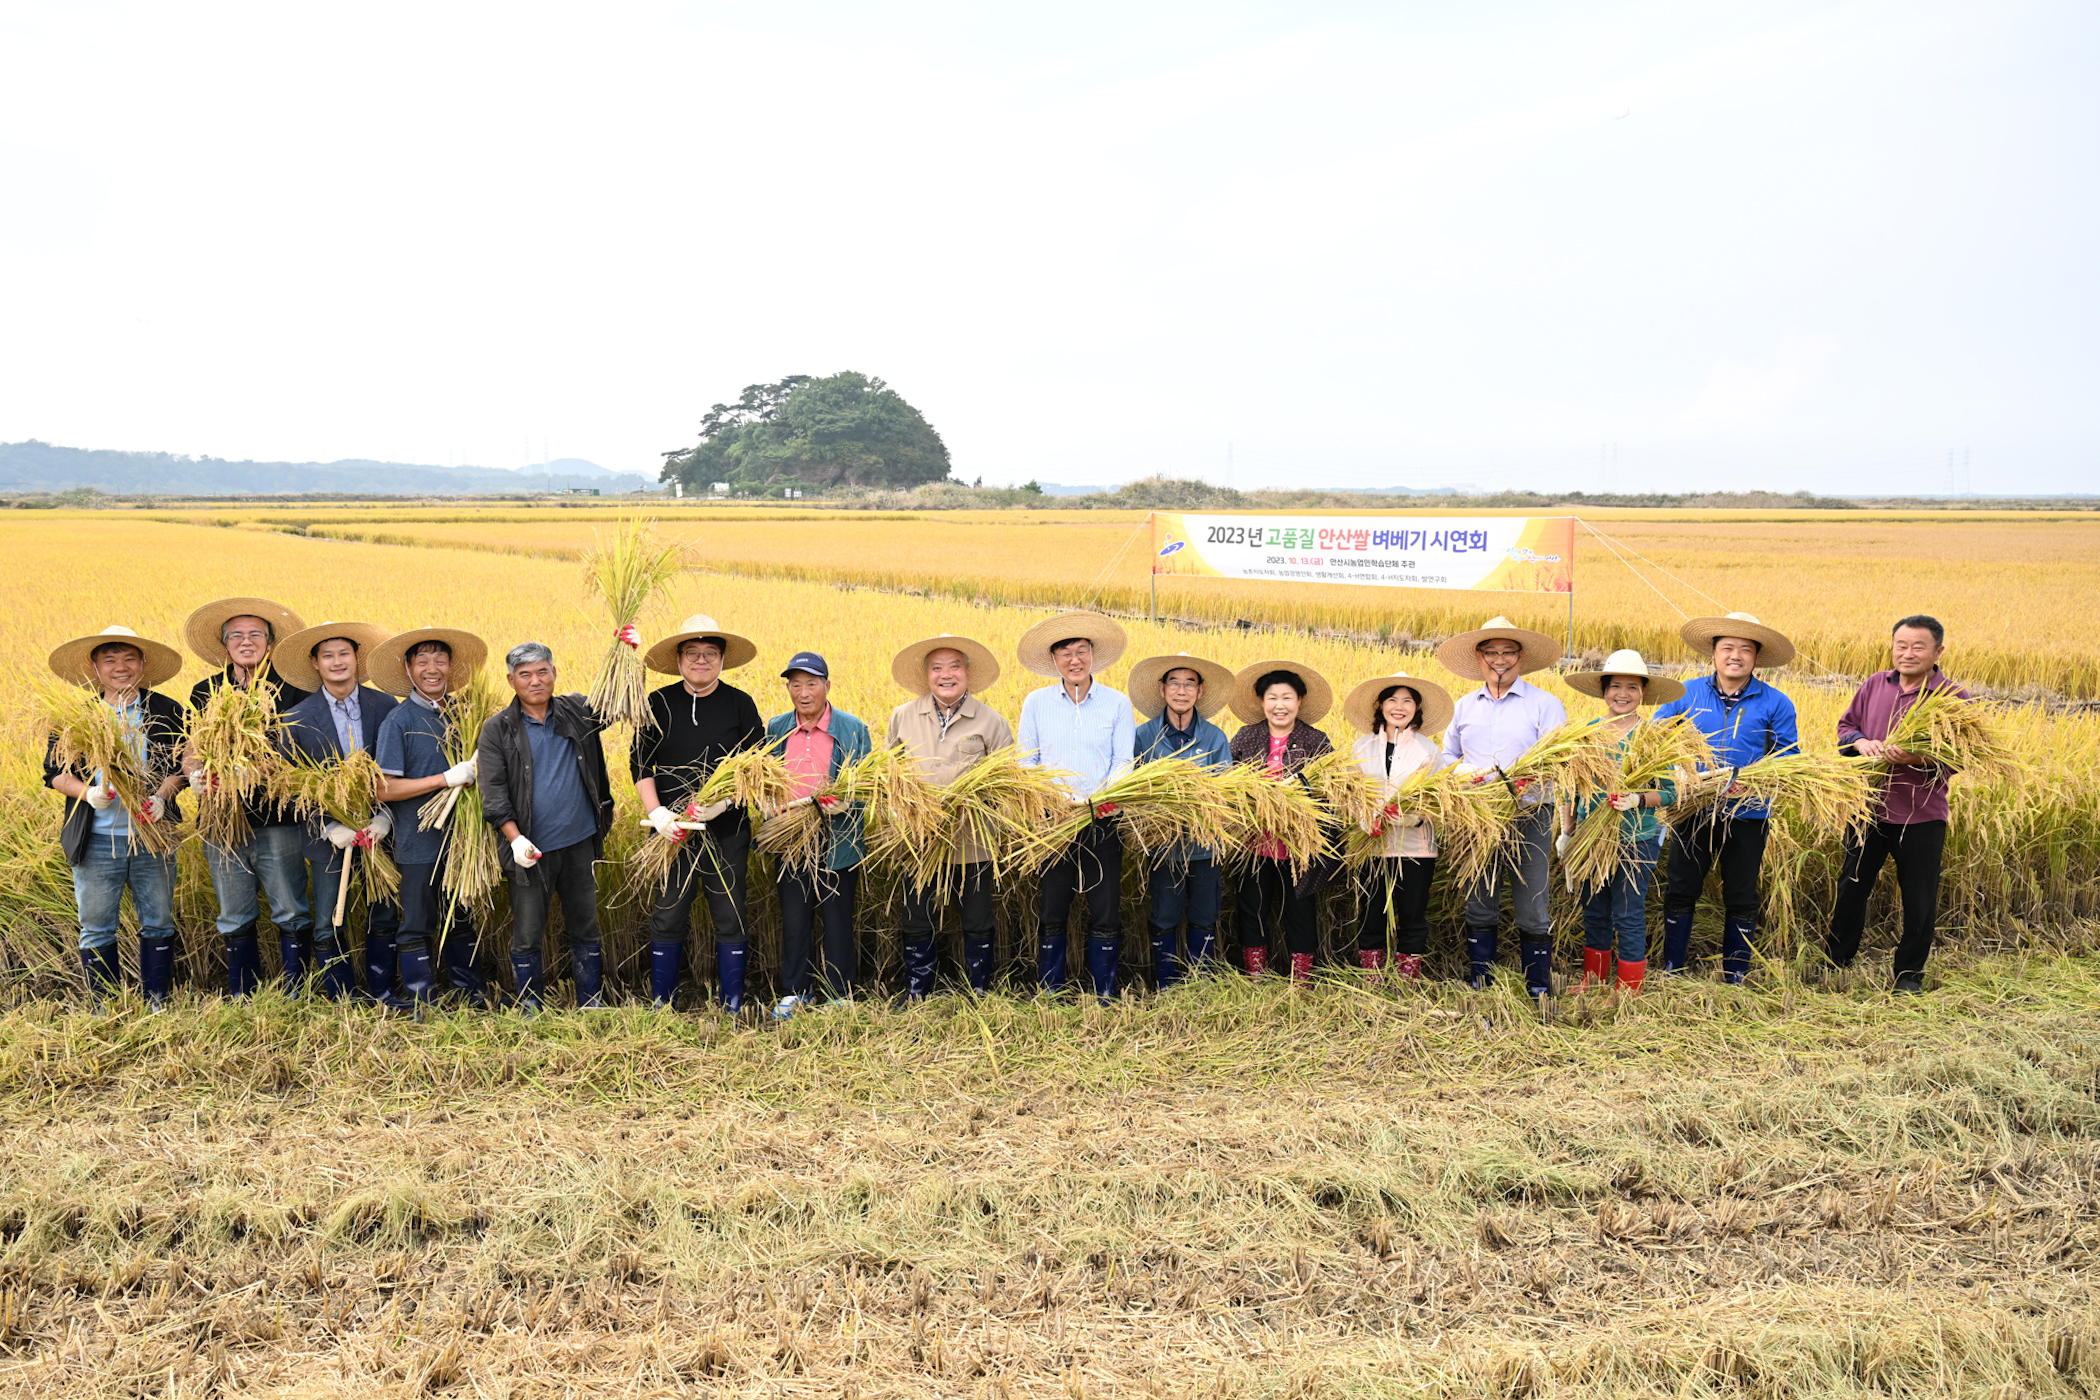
[{"x1": 886, "y1": 634, "x2": 1014, "y2": 995}]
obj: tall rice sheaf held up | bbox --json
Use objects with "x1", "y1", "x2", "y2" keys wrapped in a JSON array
[
  {"x1": 185, "y1": 671, "x2": 287, "y2": 850},
  {"x1": 415, "y1": 673, "x2": 506, "y2": 929},
  {"x1": 581, "y1": 517, "x2": 687, "y2": 733}
]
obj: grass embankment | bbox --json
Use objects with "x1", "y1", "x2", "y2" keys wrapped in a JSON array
[{"x1": 3, "y1": 956, "x2": 2098, "y2": 1396}]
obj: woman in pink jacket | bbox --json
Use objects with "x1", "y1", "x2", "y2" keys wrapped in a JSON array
[{"x1": 1344, "y1": 674, "x2": 1453, "y2": 983}]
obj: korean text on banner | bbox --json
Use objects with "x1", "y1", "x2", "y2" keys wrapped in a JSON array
[{"x1": 1151, "y1": 513, "x2": 1573, "y2": 594}]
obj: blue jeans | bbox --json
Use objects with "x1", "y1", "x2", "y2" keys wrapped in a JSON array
[
  {"x1": 1148, "y1": 859, "x2": 1221, "y2": 935},
  {"x1": 71, "y1": 835, "x2": 176, "y2": 950},
  {"x1": 309, "y1": 855, "x2": 400, "y2": 941},
  {"x1": 1582, "y1": 836, "x2": 1660, "y2": 962},
  {"x1": 204, "y1": 823, "x2": 312, "y2": 937}
]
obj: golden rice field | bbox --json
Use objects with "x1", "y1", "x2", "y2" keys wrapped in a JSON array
[
  {"x1": 118, "y1": 503, "x2": 2100, "y2": 700},
  {"x1": 4, "y1": 511, "x2": 2098, "y2": 1396}
]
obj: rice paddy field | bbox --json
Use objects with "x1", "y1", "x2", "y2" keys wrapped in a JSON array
[{"x1": 4, "y1": 507, "x2": 2099, "y2": 1396}]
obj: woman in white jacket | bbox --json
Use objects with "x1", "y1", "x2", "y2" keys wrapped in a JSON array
[{"x1": 1344, "y1": 673, "x2": 1454, "y2": 983}]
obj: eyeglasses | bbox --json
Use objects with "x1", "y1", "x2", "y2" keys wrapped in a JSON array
[{"x1": 224, "y1": 630, "x2": 271, "y2": 643}]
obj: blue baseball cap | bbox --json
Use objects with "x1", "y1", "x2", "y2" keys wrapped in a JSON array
[{"x1": 780, "y1": 651, "x2": 829, "y2": 679}]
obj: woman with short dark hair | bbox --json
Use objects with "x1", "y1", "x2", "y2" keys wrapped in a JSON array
[
  {"x1": 1226, "y1": 661, "x2": 1334, "y2": 983},
  {"x1": 1341, "y1": 673, "x2": 1454, "y2": 984}
]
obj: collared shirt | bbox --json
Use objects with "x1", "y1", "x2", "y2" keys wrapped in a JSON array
[
  {"x1": 933, "y1": 694, "x2": 967, "y2": 739},
  {"x1": 1654, "y1": 673, "x2": 1800, "y2": 820},
  {"x1": 523, "y1": 709, "x2": 595, "y2": 853},
  {"x1": 888, "y1": 691, "x2": 1015, "y2": 866},
  {"x1": 375, "y1": 690, "x2": 452, "y2": 866},
  {"x1": 90, "y1": 695, "x2": 148, "y2": 839},
  {"x1": 782, "y1": 705, "x2": 836, "y2": 800},
  {"x1": 329, "y1": 688, "x2": 364, "y2": 753},
  {"x1": 1440, "y1": 678, "x2": 1567, "y2": 803},
  {"x1": 1837, "y1": 667, "x2": 1969, "y2": 824},
  {"x1": 1017, "y1": 679, "x2": 1135, "y2": 800}
]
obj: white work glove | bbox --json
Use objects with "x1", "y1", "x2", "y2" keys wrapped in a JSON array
[
  {"x1": 1554, "y1": 831, "x2": 1572, "y2": 859},
  {"x1": 187, "y1": 767, "x2": 215, "y2": 794},
  {"x1": 365, "y1": 807, "x2": 393, "y2": 842},
  {"x1": 510, "y1": 834, "x2": 543, "y2": 867},
  {"x1": 326, "y1": 820, "x2": 358, "y2": 850},
  {"x1": 442, "y1": 757, "x2": 477, "y2": 788},
  {"x1": 139, "y1": 795, "x2": 167, "y2": 823},
  {"x1": 1608, "y1": 793, "x2": 1641, "y2": 812},
  {"x1": 1398, "y1": 813, "x2": 1424, "y2": 829},
  {"x1": 692, "y1": 799, "x2": 731, "y2": 823},
  {"x1": 647, "y1": 805, "x2": 685, "y2": 840},
  {"x1": 79, "y1": 780, "x2": 115, "y2": 811}
]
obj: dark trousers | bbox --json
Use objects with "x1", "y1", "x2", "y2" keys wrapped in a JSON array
[
  {"x1": 1237, "y1": 856, "x2": 1317, "y2": 957},
  {"x1": 508, "y1": 839, "x2": 601, "y2": 954},
  {"x1": 1827, "y1": 820, "x2": 1947, "y2": 976},
  {"x1": 1148, "y1": 859, "x2": 1222, "y2": 937},
  {"x1": 901, "y1": 862, "x2": 995, "y2": 941},
  {"x1": 1663, "y1": 815, "x2": 1768, "y2": 920},
  {"x1": 1357, "y1": 856, "x2": 1435, "y2": 956},
  {"x1": 648, "y1": 828, "x2": 751, "y2": 946},
  {"x1": 1038, "y1": 818, "x2": 1123, "y2": 938},
  {"x1": 780, "y1": 866, "x2": 859, "y2": 997}
]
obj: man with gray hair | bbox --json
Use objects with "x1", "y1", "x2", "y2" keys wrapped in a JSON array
[{"x1": 477, "y1": 642, "x2": 615, "y2": 1011}]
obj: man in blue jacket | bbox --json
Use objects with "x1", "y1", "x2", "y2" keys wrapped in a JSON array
[
  {"x1": 276, "y1": 621, "x2": 399, "y2": 1001},
  {"x1": 763, "y1": 652, "x2": 872, "y2": 1018},
  {"x1": 1653, "y1": 612, "x2": 1800, "y2": 983},
  {"x1": 1127, "y1": 652, "x2": 1234, "y2": 988}
]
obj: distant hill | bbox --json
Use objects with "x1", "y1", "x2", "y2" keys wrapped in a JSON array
[{"x1": 0, "y1": 441, "x2": 657, "y2": 497}]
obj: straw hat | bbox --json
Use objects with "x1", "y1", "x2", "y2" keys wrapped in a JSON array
[
  {"x1": 272, "y1": 620, "x2": 393, "y2": 692},
  {"x1": 645, "y1": 614, "x2": 758, "y2": 675},
  {"x1": 48, "y1": 625, "x2": 183, "y2": 689},
  {"x1": 1564, "y1": 649, "x2": 1686, "y2": 705},
  {"x1": 1342, "y1": 673, "x2": 1455, "y2": 737},
  {"x1": 1679, "y1": 611, "x2": 1796, "y2": 669},
  {"x1": 183, "y1": 597, "x2": 305, "y2": 668},
  {"x1": 1229, "y1": 660, "x2": 1334, "y2": 727},
  {"x1": 1435, "y1": 615, "x2": 1560, "y2": 681},
  {"x1": 367, "y1": 626, "x2": 491, "y2": 697},
  {"x1": 1125, "y1": 652, "x2": 1235, "y2": 719},
  {"x1": 1015, "y1": 610, "x2": 1127, "y2": 677},
  {"x1": 891, "y1": 633, "x2": 1002, "y2": 695}
]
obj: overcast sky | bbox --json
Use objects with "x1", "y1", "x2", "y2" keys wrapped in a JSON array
[{"x1": 2, "y1": 0, "x2": 2094, "y2": 494}]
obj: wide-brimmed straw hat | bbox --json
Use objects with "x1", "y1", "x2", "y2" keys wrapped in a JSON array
[
  {"x1": 1435, "y1": 615, "x2": 1560, "y2": 681},
  {"x1": 645, "y1": 614, "x2": 758, "y2": 675},
  {"x1": 1342, "y1": 673, "x2": 1455, "y2": 737},
  {"x1": 1015, "y1": 610, "x2": 1127, "y2": 677},
  {"x1": 272, "y1": 620, "x2": 393, "y2": 691},
  {"x1": 1125, "y1": 652, "x2": 1236, "y2": 719},
  {"x1": 1564, "y1": 648, "x2": 1686, "y2": 705},
  {"x1": 183, "y1": 597, "x2": 305, "y2": 668},
  {"x1": 367, "y1": 626, "x2": 491, "y2": 697},
  {"x1": 1679, "y1": 611, "x2": 1796, "y2": 669},
  {"x1": 48, "y1": 625, "x2": 183, "y2": 689},
  {"x1": 1229, "y1": 659, "x2": 1334, "y2": 726},
  {"x1": 891, "y1": 633, "x2": 1002, "y2": 695}
]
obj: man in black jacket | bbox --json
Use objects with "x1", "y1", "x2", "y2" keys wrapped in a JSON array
[
  {"x1": 181, "y1": 596, "x2": 312, "y2": 997},
  {"x1": 476, "y1": 641, "x2": 614, "y2": 1011},
  {"x1": 43, "y1": 626, "x2": 190, "y2": 1007}
]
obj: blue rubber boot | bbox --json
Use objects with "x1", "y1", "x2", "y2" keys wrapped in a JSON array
[
  {"x1": 1721, "y1": 918, "x2": 1756, "y2": 985},
  {"x1": 439, "y1": 930, "x2": 487, "y2": 1005},
  {"x1": 649, "y1": 940, "x2": 684, "y2": 1008},
  {"x1": 278, "y1": 933, "x2": 307, "y2": 993},
  {"x1": 397, "y1": 941, "x2": 436, "y2": 1013},
  {"x1": 1037, "y1": 931, "x2": 1068, "y2": 993},
  {"x1": 361, "y1": 931, "x2": 399, "y2": 1007},
  {"x1": 1186, "y1": 926, "x2": 1217, "y2": 973},
  {"x1": 510, "y1": 951, "x2": 545, "y2": 1013},
  {"x1": 961, "y1": 937, "x2": 995, "y2": 994},
  {"x1": 224, "y1": 928, "x2": 261, "y2": 999},
  {"x1": 1521, "y1": 941, "x2": 1554, "y2": 1000},
  {"x1": 1660, "y1": 909, "x2": 1696, "y2": 974},
  {"x1": 1087, "y1": 937, "x2": 1121, "y2": 1004},
  {"x1": 1466, "y1": 926, "x2": 1498, "y2": 989},
  {"x1": 139, "y1": 934, "x2": 177, "y2": 1012},
  {"x1": 573, "y1": 942, "x2": 605, "y2": 1008},
  {"x1": 79, "y1": 944, "x2": 121, "y2": 1006},
  {"x1": 902, "y1": 938, "x2": 938, "y2": 1000},
  {"x1": 716, "y1": 940, "x2": 749, "y2": 1013},
  {"x1": 314, "y1": 937, "x2": 357, "y2": 1000},
  {"x1": 1149, "y1": 928, "x2": 1181, "y2": 990}
]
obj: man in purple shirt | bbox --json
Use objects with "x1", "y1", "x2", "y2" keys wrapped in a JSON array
[
  {"x1": 1437, "y1": 616, "x2": 1567, "y2": 995},
  {"x1": 1825, "y1": 615, "x2": 1967, "y2": 993}
]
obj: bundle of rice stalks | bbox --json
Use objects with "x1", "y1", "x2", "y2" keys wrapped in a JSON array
[
  {"x1": 1665, "y1": 751, "x2": 1877, "y2": 840},
  {"x1": 626, "y1": 749, "x2": 797, "y2": 898},
  {"x1": 902, "y1": 748, "x2": 1087, "y2": 892},
  {"x1": 580, "y1": 517, "x2": 686, "y2": 732},
  {"x1": 1500, "y1": 717, "x2": 1619, "y2": 802},
  {"x1": 185, "y1": 673, "x2": 286, "y2": 849},
  {"x1": 1879, "y1": 686, "x2": 2024, "y2": 783},
  {"x1": 273, "y1": 747, "x2": 401, "y2": 913},
  {"x1": 37, "y1": 676, "x2": 181, "y2": 856},
  {"x1": 1391, "y1": 764, "x2": 1515, "y2": 888},
  {"x1": 415, "y1": 675, "x2": 505, "y2": 927},
  {"x1": 1089, "y1": 757, "x2": 1250, "y2": 862},
  {"x1": 754, "y1": 799, "x2": 827, "y2": 879},
  {"x1": 1561, "y1": 715, "x2": 1714, "y2": 894},
  {"x1": 835, "y1": 744, "x2": 944, "y2": 865},
  {"x1": 1212, "y1": 762, "x2": 1325, "y2": 877},
  {"x1": 1299, "y1": 750, "x2": 1386, "y2": 870}
]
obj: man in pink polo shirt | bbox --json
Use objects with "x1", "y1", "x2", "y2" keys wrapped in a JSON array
[{"x1": 762, "y1": 652, "x2": 872, "y2": 1017}]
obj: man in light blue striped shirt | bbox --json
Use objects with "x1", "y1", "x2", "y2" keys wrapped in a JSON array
[{"x1": 1015, "y1": 611, "x2": 1135, "y2": 1000}]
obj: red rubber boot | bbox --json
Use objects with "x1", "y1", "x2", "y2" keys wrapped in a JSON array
[
  {"x1": 1393, "y1": 953, "x2": 1425, "y2": 983},
  {"x1": 1357, "y1": 948, "x2": 1386, "y2": 987},
  {"x1": 1241, "y1": 946, "x2": 1268, "y2": 978},
  {"x1": 1617, "y1": 958, "x2": 1646, "y2": 992},
  {"x1": 1289, "y1": 953, "x2": 1314, "y2": 985},
  {"x1": 1581, "y1": 947, "x2": 1612, "y2": 989}
]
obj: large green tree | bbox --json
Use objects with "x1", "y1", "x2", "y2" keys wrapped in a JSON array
[{"x1": 660, "y1": 372, "x2": 951, "y2": 494}]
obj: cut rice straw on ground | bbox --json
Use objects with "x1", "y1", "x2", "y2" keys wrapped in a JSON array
[
  {"x1": 580, "y1": 516, "x2": 686, "y2": 732},
  {"x1": 36, "y1": 676, "x2": 181, "y2": 856},
  {"x1": 184, "y1": 673, "x2": 287, "y2": 850}
]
